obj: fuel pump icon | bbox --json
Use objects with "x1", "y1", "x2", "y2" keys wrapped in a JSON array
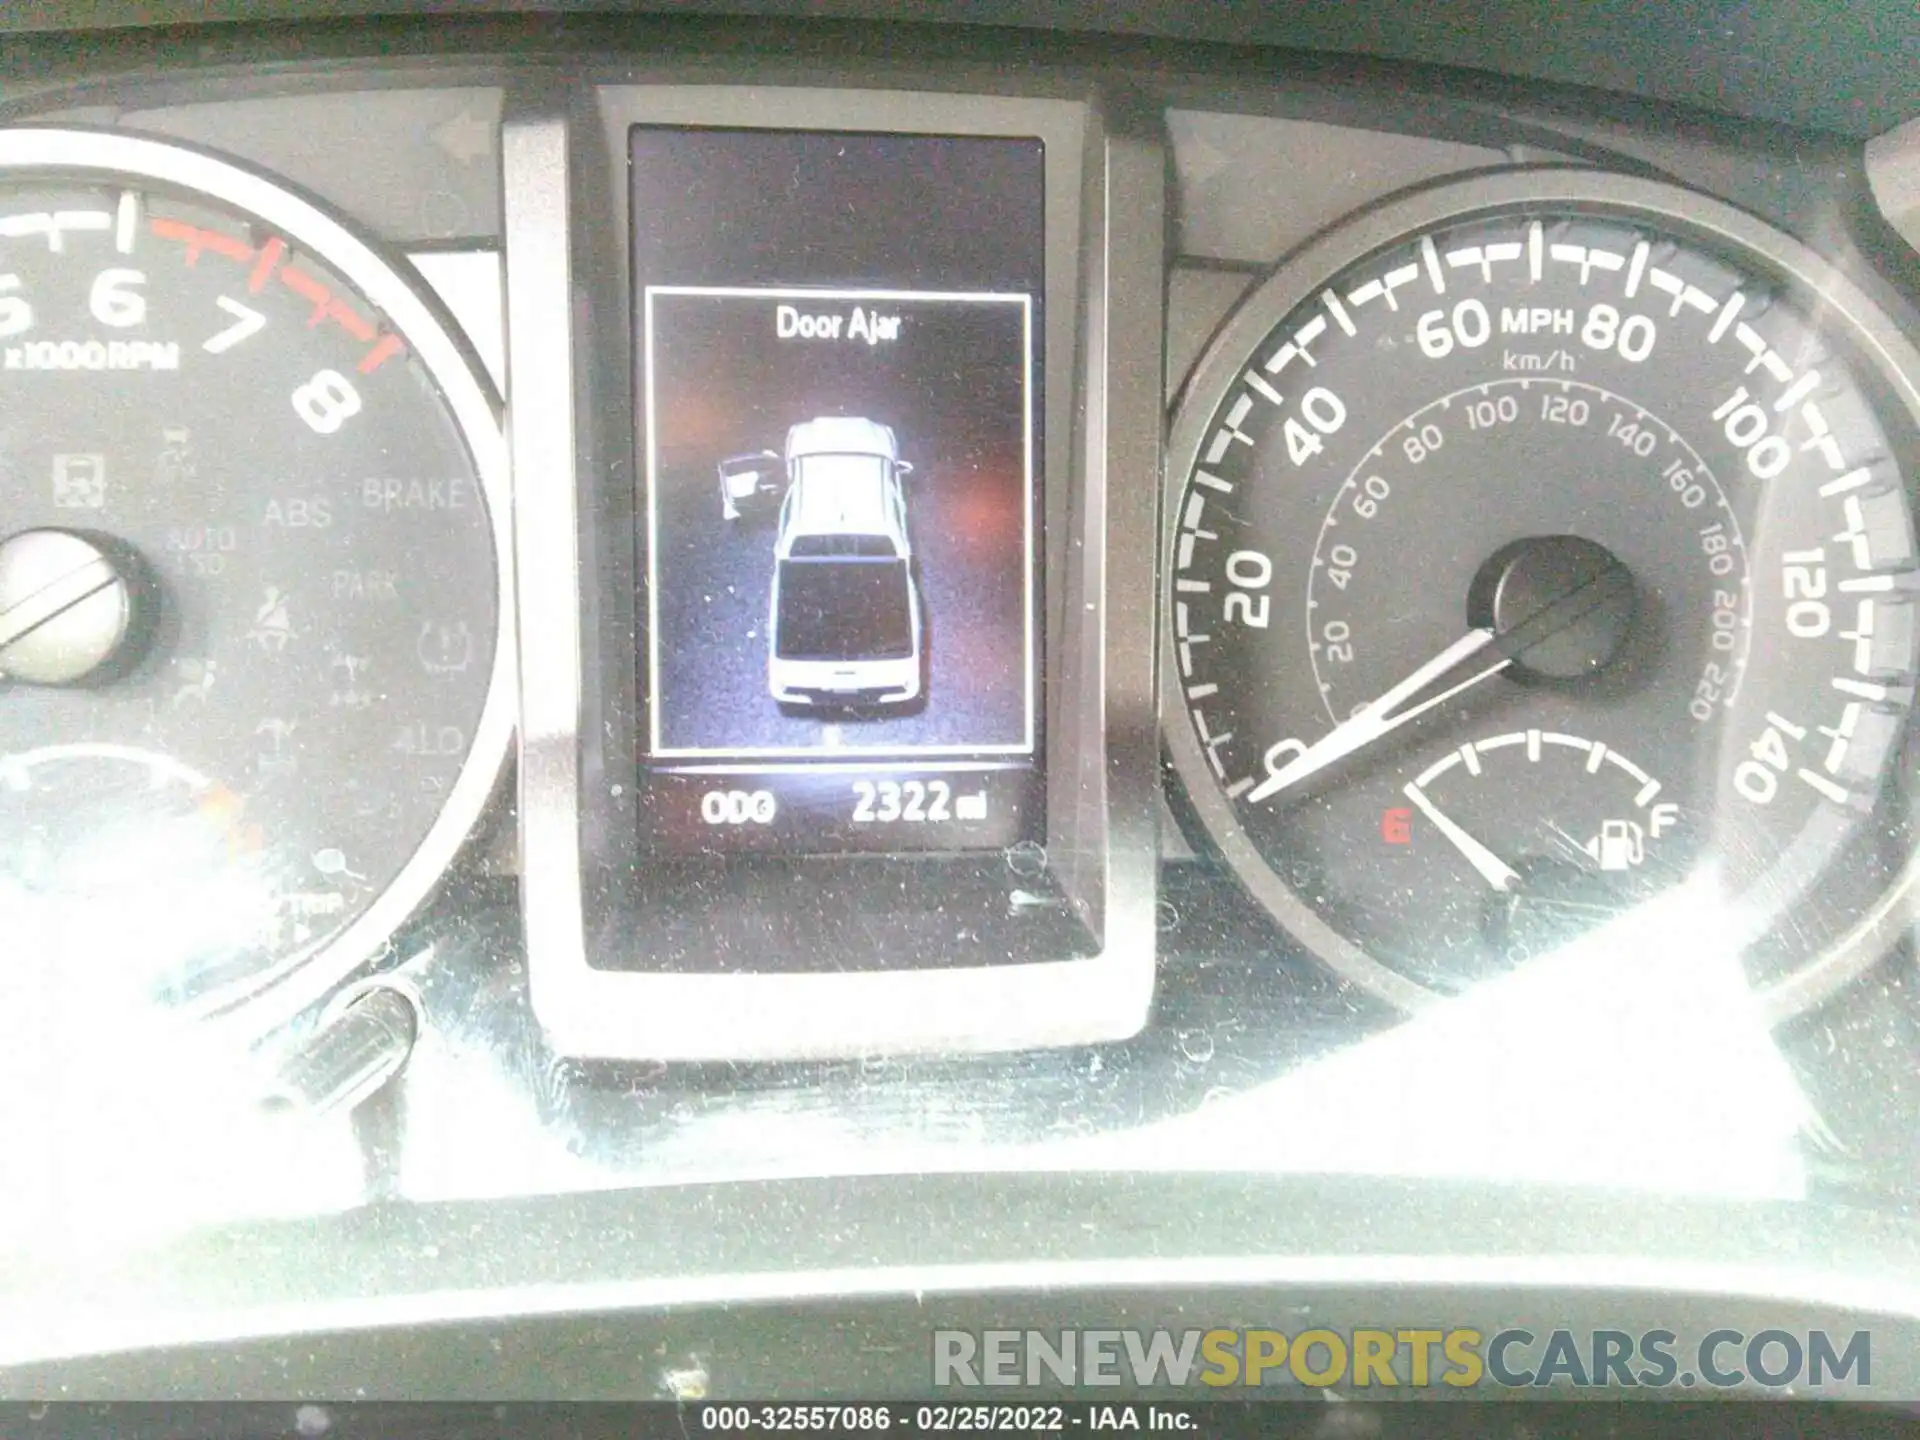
[
  {"x1": 1586, "y1": 819, "x2": 1645, "y2": 871},
  {"x1": 1583, "y1": 801, "x2": 1678, "y2": 872}
]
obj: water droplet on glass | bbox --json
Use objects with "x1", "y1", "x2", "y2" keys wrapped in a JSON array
[{"x1": 1005, "y1": 840, "x2": 1047, "y2": 878}]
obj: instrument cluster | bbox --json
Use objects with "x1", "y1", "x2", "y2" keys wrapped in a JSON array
[{"x1": 4, "y1": 28, "x2": 1920, "y2": 1225}]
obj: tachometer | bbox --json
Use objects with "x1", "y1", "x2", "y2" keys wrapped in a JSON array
[
  {"x1": 1163, "y1": 168, "x2": 1920, "y2": 1017},
  {"x1": 0, "y1": 128, "x2": 510, "y2": 1026}
]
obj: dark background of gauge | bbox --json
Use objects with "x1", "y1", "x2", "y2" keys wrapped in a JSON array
[{"x1": 0, "y1": 170, "x2": 503, "y2": 1011}]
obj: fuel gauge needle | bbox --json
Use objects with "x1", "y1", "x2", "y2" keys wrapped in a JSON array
[{"x1": 1402, "y1": 781, "x2": 1519, "y2": 892}]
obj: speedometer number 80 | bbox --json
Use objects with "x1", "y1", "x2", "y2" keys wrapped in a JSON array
[{"x1": 1581, "y1": 303, "x2": 1657, "y2": 361}]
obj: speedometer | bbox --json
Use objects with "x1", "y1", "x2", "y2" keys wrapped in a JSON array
[
  {"x1": 0, "y1": 129, "x2": 510, "y2": 1027},
  {"x1": 1163, "y1": 168, "x2": 1920, "y2": 1018}
]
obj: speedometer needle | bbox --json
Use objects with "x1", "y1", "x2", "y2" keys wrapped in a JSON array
[
  {"x1": 1243, "y1": 540, "x2": 1637, "y2": 804},
  {"x1": 1245, "y1": 628, "x2": 1508, "y2": 802},
  {"x1": 1402, "y1": 782, "x2": 1520, "y2": 892}
]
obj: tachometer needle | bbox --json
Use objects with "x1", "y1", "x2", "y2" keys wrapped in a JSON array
[
  {"x1": 1245, "y1": 628, "x2": 1509, "y2": 802},
  {"x1": 1402, "y1": 782, "x2": 1520, "y2": 892}
]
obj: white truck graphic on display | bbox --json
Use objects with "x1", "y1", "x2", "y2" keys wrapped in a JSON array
[{"x1": 764, "y1": 417, "x2": 923, "y2": 710}]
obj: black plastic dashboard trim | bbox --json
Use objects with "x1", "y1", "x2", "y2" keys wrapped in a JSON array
[{"x1": 1, "y1": 4, "x2": 1915, "y2": 142}]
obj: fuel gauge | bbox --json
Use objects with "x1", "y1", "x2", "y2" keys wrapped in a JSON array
[
  {"x1": 1, "y1": 746, "x2": 294, "y2": 1003},
  {"x1": 1395, "y1": 728, "x2": 1683, "y2": 967}
]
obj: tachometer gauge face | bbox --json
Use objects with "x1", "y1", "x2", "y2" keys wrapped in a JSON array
[
  {"x1": 1163, "y1": 169, "x2": 1920, "y2": 1018},
  {"x1": 0, "y1": 129, "x2": 510, "y2": 1023}
]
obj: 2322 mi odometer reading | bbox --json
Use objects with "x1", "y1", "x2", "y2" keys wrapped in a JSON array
[{"x1": 1164, "y1": 169, "x2": 1920, "y2": 1014}]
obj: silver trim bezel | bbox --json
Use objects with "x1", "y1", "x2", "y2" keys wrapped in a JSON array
[
  {"x1": 0, "y1": 125, "x2": 515, "y2": 1036},
  {"x1": 1162, "y1": 165, "x2": 1920, "y2": 1024},
  {"x1": 514, "y1": 91, "x2": 1162, "y2": 1060}
]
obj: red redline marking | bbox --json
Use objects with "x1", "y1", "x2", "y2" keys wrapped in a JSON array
[
  {"x1": 148, "y1": 215, "x2": 207, "y2": 264},
  {"x1": 203, "y1": 231, "x2": 252, "y2": 263},
  {"x1": 325, "y1": 296, "x2": 376, "y2": 343},
  {"x1": 357, "y1": 334, "x2": 405, "y2": 374},
  {"x1": 146, "y1": 217, "x2": 403, "y2": 368},
  {"x1": 279, "y1": 265, "x2": 331, "y2": 325},
  {"x1": 247, "y1": 236, "x2": 285, "y2": 294},
  {"x1": 149, "y1": 216, "x2": 258, "y2": 267}
]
